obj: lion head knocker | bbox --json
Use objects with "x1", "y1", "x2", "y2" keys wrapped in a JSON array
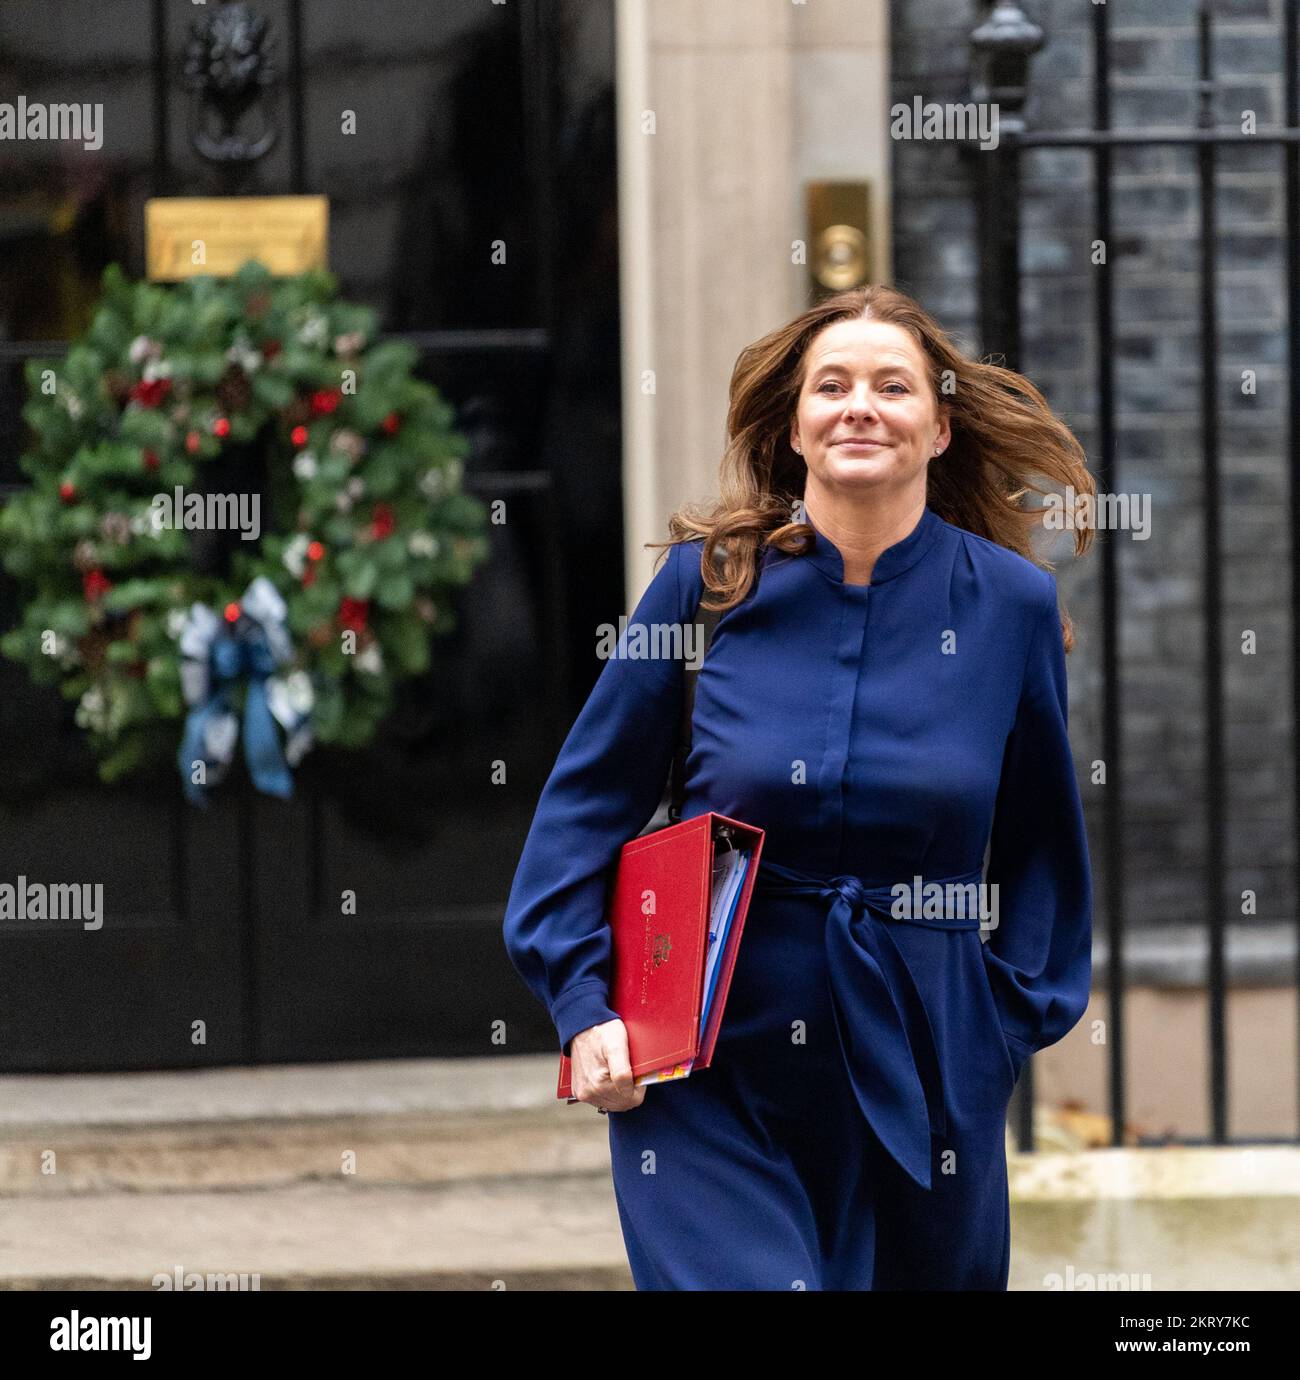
[{"x1": 183, "y1": 1, "x2": 278, "y2": 164}]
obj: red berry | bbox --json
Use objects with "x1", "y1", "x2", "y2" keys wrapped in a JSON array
[
  {"x1": 306, "y1": 540, "x2": 325, "y2": 562},
  {"x1": 291, "y1": 425, "x2": 310, "y2": 447},
  {"x1": 143, "y1": 449, "x2": 160, "y2": 471},
  {"x1": 224, "y1": 602, "x2": 241, "y2": 623},
  {"x1": 381, "y1": 412, "x2": 400, "y2": 435},
  {"x1": 129, "y1": 377, "x2": 172, "y2": 409},
  {"x1": 213, "y1": 417, "x2": 231, "y2": 438},
  {"x1": 338, "y1": 596, "x2": 369, "y2": 633},
  {"x1": 82, "y1": 569, "x2": 112, "y2": 601},
  {"x1": 58, "y1": 481, "x2": 77, "y2": 503},
  {"x1": 185, "y1": 431, "x2": 201, "y2": 454}
]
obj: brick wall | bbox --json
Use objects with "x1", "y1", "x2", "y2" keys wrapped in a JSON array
[{"x1": 890, "y1": 0, "x2": 1296, "y2": 962}]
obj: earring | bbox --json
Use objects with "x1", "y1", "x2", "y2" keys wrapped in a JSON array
[{"x1": 793, "y1": 444, "x2": 802, "y2": 454}]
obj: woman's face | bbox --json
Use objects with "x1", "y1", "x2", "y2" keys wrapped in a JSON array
[{"x1": 789, "y1": 317, "x2": 949, "y2": 500}]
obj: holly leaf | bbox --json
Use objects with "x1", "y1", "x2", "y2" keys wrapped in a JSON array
[
  {"x1": 385, "y1": 613, "x2": 430, "y2": 674},
  {"x1": 375, "y1": 572, "x2": 413, "y2": 610},
  {"x1": 342, "y1": 560, "x2": 377, "y2": 599},
  {"x1": 251, "y1": 373, "x2": 295, "y2": 409}
]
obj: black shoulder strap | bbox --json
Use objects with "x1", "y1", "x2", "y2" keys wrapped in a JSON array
[{"x1": 667, "y1": 599, "x2": 722, "y2": 824}]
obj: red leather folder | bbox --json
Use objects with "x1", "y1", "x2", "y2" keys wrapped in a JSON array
[{"x1": 558, "y1": 811, "x2": 765, "y2": 1100}]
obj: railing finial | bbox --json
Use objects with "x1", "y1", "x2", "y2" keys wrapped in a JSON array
[{"x1": 969, "y1": 1, "x2": 1045, "y2": 135}]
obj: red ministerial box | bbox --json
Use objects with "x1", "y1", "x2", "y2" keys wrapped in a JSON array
[{"x1": 558, "y1": 811, "x2": 765, "y2": 1101}]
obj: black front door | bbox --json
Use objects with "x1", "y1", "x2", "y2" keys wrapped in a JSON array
[{"x1": 0, "y1": 0, "x2": 622, "y2": 1070}]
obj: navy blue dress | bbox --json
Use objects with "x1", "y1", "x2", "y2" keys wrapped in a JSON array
[{"x1": 502, "y1": 503, "x2": 1093, "y2": 1290}]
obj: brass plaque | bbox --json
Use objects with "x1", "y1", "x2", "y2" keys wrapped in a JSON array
[{"x1": 145, "y1": 195, "x2": 329, "y2": 281}]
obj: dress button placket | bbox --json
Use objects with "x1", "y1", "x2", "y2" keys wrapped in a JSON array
[{"x1": 817, "y1": 583, "x2": 870, "y2": 872}]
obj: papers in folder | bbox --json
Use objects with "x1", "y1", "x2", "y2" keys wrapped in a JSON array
[{"x1": 633, "y1": 843, "x2": 751, "y2": 1086}]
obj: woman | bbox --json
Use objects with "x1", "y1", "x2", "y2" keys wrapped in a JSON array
[{"x1": 502, "y1": 284, "x2": 1095, "y2": 1290}]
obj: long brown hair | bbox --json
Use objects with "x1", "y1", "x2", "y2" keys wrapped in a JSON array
[{"x1": 649, "y1": 284, "x2": 1095, "y2": 652}]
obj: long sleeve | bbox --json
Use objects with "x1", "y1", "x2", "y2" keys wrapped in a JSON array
[
  {"x1": 502, "y1": 539, "x2": 699, "y2": 1057},
  {"x1": 982, "y1": 573, "x2": 1094, "y2": 1080}
]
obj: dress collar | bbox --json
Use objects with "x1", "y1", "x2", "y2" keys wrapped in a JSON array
[{"x1": 799, "y1": 502, "x2": 943, "y2": 585}]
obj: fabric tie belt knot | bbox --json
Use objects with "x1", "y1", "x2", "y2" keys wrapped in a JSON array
[
  {"x1": 826, "y1": 873, "x2": 867, "y2": 911},
  {"x1": 755, "y1": 856, "x2": 987, "y2": 1193}
]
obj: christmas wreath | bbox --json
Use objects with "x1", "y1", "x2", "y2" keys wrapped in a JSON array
[{"x1": 0, "y1": 261, "x2": 489, "y2": 802}]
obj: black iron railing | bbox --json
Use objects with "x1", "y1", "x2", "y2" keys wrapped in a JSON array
[{"x1": 967, "y1": 0, "x2": 1300, "y2": 1153}]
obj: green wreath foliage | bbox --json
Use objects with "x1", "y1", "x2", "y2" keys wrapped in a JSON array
[{"x1": 0, "y1": 261, "x2": 490, "y2": 786}]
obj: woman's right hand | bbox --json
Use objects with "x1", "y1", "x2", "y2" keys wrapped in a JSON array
[{"x1": 570, "y1": 1018, "x2": 646, "y2": 1113}]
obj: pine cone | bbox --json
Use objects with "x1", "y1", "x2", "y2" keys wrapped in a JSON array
[
  {"x1": 78, "y1": 627, "x2": 111, "y2": 674},
  {"x1": 215, "y1": 362, "x2": 252, "y2": 414},
  {"x1": 104, "y1": 369, "x2": 134, "y2": 406}
]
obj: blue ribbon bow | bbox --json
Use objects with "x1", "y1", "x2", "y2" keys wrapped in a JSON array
[
  {"x1": 176, "y1": 577, "x2": 311, "y2": 807},
  {"x1": 755, "y1": 857, "x2": 986, "y2": 1193}
]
